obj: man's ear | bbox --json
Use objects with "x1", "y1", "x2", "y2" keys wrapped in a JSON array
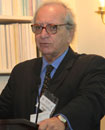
[{"x1": 67, "y1": 29, "x2": 75, "y2": 43}]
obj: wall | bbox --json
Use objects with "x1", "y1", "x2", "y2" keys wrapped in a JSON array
[
  {"x1": 0, "y1": 75, "x2": 9, "y2": 93},
  {"x1": 75, "y1": 0, "x2": 105, "y2": 57}
]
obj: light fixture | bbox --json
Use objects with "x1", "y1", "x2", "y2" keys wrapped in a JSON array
[{"x1": 96, "y1": 0, "x2": 105, "y2": 24}]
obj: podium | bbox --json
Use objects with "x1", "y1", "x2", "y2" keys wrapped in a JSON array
[{"x1": 0, "y1": 119, "x2": 38, "y2": 130}]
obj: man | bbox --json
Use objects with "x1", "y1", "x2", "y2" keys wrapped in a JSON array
[{"x1": 0, "y1": 1, "x2": 105, "y2": 130}]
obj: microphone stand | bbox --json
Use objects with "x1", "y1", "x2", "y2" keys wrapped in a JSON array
[
  {"x1": 35, "y1": 94, "x2": 40, "y2": 124},
  {"x1": 35, "y1": 78, "x2": 41, "y2": 128}
]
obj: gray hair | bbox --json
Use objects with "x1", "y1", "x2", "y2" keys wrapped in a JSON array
[{"x1": 33, "y1": 1, "x2": 76, "y2": 30}]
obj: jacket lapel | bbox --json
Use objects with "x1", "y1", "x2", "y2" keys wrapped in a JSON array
[{"x1": 49, "y1": 47, "x2": 79, "y2": 93}]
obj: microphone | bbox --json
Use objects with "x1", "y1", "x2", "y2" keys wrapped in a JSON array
[{"x1": 35, "y1": 77, "x2": 41, "y2": 125}]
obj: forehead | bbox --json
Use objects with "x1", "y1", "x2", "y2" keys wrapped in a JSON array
[{"x1": 35, "y1": 4, "x2": 66, "y2": 24}]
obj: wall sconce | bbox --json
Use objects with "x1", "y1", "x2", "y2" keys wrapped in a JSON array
[{"x1": 96, "y1": 0, "x2": 105, "y2": 24}]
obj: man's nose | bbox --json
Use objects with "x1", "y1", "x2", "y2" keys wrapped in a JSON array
[{"x1": 40, "y1": 28, "x2": 49, "y2": 38}]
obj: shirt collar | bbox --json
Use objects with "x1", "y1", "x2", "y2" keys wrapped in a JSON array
[{"x1": 41, "y1": 48, "x2": 69, "y2": 72}]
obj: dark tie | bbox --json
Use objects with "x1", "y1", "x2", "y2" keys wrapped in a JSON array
[{"x1": 41, "y1": 65, "x2": 54, "y2": 95}]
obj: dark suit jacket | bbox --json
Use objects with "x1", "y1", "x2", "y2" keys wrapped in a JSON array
[{"x1": 0, "y1": 47, "x2": 105, "y2": 130}]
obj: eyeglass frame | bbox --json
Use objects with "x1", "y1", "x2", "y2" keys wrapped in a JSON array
[{"x1": 31, "y1": 23, "x2": 73, "y2": 35}]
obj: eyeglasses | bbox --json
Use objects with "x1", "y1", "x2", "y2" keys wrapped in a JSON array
[{"x1": 31, "y1": 23, "x2": 72, "y2": 35}]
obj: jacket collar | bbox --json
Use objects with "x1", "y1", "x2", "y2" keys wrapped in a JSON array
[{"x1": 52, "y1": 46, "x2": 78, "y2": 79}]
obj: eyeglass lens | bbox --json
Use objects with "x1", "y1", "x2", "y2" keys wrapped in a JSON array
[{"x1": 32, "y1": 24, "x2": 57, "y2": 34}]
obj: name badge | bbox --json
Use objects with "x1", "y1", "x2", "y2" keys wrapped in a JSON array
[
  {"x1": 30, "y1": 90, "x2": 59, "y2": 123},
  {"x1": 36, "y1": 90, "x2": 59, "y2": 114},
  {"x1": 30, "y1": 111, "x2": 50, "y2": 123}
]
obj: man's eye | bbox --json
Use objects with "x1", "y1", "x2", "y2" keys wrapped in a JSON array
[
  {"x1": 50, "y1": 25, "x2": 57, "y2": 30},
  {"x1": 36, "y1": 26, "x2": 42, "y2": 30}
]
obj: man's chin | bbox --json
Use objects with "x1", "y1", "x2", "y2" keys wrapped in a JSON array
[
  {"x1": 41, "y1": 49, "x2": 52, "y2": 55},
  {"x1": 42, "y1": 52, "x2": 51, "y2": 56}
]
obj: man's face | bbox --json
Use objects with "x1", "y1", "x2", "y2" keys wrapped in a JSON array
[{"x1": 35, "y1": 4, "x2": 71, "y2": 60}]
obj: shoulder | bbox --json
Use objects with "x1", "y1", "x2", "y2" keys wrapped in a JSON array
[
  {"x1": 76, "y1": 54, "x2": 105, "y2": 72},
  {"x1": 68, "y1": 47, "x2": 105, "y2": 65},
  {"x1": 11, "y1": 57, "x2": 42, "y2": 74},
  {"x1": 78, "y1": 54, "x2": 105, "y2": 64}
]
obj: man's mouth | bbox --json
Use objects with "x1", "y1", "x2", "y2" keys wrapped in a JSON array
[{"x1": 40, "y1": 43, "x2": 50, "y2": 46}]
